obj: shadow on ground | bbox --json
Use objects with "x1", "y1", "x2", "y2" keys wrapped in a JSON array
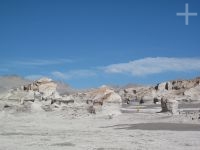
[{"x1": 101, "y1": 123, "x2": 200, "y2": 131}]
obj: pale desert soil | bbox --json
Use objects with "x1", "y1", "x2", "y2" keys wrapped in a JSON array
[{"x1": 0, "y1": 104, "x2": 200, "y2": 150}]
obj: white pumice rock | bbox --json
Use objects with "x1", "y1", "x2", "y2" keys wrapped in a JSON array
[{"x1": 161, "y1": 97, "x2": 178, "y2": 114}]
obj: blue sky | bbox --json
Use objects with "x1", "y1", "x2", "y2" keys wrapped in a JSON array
[{"x1": 0, "y1": 0, "x2": 200, "y2": 88}]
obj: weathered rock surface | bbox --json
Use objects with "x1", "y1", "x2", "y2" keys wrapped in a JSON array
[
  {"x1": 184, "y1": 85, "x2": 200, "y2": 101},
  {"x1": 23, "y1": 77, "x2": 59, "y2": 99},
  {"x1": 74, "y1": 86, "x2": 123, "y2": 116},
  {"x1": 161, "y1": 97, "x2": 178, "y2": 114},
  {"x1": 0, "y1": 76, "x2": 200, "y2": 116},
  {"x1": 118, "y1": 86, "x2": 155, "y2": 104},
  {"x1": 0, "y1": 78, "x2": 123, "y2": 117},
  {"x1": 117, "y1": 77, "x2": 200, "y2": 114},
  {"x1": 87, "y1": 86, "x2": 122, "y2": 103}
]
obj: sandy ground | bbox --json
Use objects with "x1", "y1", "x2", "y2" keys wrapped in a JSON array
[{"x1": 0, "y1": 104, "x2": 200, "y2": 150}]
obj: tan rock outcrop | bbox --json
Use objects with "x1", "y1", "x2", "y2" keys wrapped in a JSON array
[{"x1": 23, "y1": 77, "x2": 57, "y2": 99}]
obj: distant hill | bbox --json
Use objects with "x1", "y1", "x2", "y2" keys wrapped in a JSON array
[
  {"x1": 55, "y1": 81, "x2": 78, "y2": 95},
  {"x1": 0, "y1": 75, "x2": 31, "y2": 93},
  {"x1": 0, "y1": 75, "x2": 77, "y2": 95}
]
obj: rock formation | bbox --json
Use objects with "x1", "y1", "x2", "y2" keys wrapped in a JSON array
[
  {"x1": 161, "y1": 97, "x2": 178, "y2": 114},
  {"x1": 0, "y1": 78, "x2": 61, "y2": 112},
  {"x1": 76, "y1": 86, "x2": 123, "y2": 116},
  {"x1": 23, "y1": 77, "x2": 60, "y2": 99},
  {"x1": 118, "y1": 85, "x2": 156, "y2": 104},
  {"x1": 0, "y1": 76, "x2": 200, "y2": 117},
  {"x1": 0, "y1": 78, "x2": 123, "y2": 117}
]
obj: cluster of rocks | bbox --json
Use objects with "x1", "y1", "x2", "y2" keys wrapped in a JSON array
[
  {"x1": 84, "y1": 86, "x2": 122, "y2": 116},
  {"x1": 0, "y1": 78, "x2": 60, "y2": 100},
  {"x1": 118, "y1": 77, "x2": 200, "y2": 114},
  {"x1": 0, "y1": 76, "x2": 200, "y2": 116},
  {"x1": 118, "y1": 86, "x2": 155, "y2": 104},
  {"x1": 0, "y1": 78, "x2": 62, "y2": 112},
  {"x1": 0, "y1": 78, "x2": 122, "y2": 117},
  {"x1": 155, "y1": 78, "x2": 200, "y2": 114}
]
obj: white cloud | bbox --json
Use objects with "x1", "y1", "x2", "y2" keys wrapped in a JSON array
[
  {"x1": 52, "y1": 69, "x2": 96, "y2": 80},
  {"x1": 103, "y1": 57, "x2": 200, "y2": 76}
]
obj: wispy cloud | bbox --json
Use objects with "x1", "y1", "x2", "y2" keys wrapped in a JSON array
[
  {"x1": 25, "y1": 75, "x2": 46, "y2": 80},
  {"x1": 0, "y1": 58, "x2": 74, "y2": 72},
  {"x1": 51, "y1": 71, "x2": 67, "y2": 79},
  {"x1": 52, "y1": 69, "x2": 96, "y2": 80},
  {"x1": 103, "y1": 57, "x2": 200, "y2": 76},
  {"x1": 15, "y1": 58, "x2": 73, "y2": 66}
]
